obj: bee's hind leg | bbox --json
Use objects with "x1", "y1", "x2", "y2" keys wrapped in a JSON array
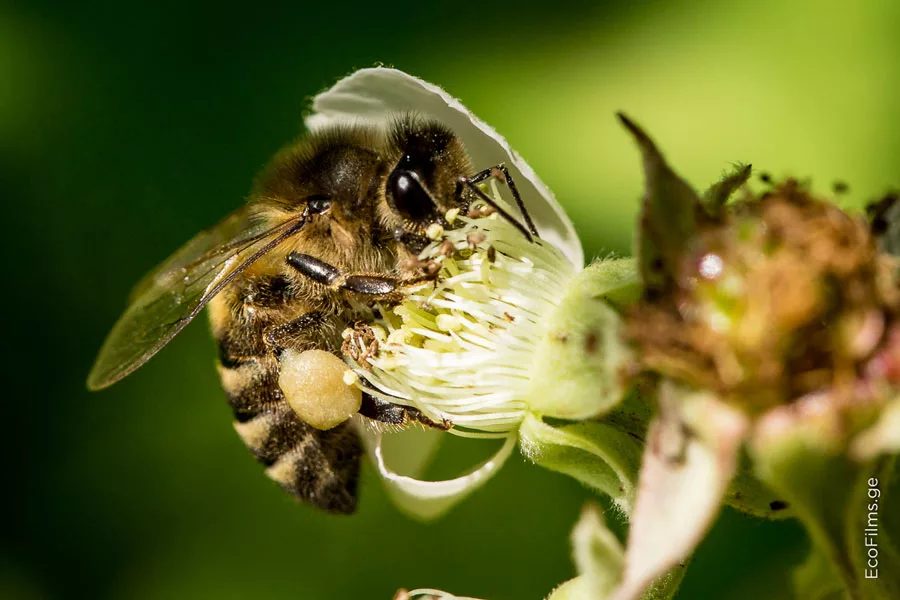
[
  {"x1": 262, "y1": 310, "x2": 326, "y2": 352},
  {"x1": 286, "y1": 252, "x2": 435, "y2": 298},
  {"x1": 359, "y1": 394, "x2": 451, "y2": 431}
]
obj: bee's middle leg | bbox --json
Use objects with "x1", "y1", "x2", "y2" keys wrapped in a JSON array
[
  {"x1": 285, "y1": 252, "x2": 435, "y2": 297},
  {"x1": 359, "y1": 394, "x2": 451, "y2": 431}
]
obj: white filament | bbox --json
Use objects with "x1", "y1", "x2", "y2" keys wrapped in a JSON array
[{"x1": 349, "y1": 204, "x2": 577, "y2": 438}]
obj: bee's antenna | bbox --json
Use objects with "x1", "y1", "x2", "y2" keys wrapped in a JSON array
[
  {"x1": 467, "y1": 165, "x2": 539, "y2": 238},
  {"x1": 457, "y1": 176, "x2": 534, "y2": 243}
]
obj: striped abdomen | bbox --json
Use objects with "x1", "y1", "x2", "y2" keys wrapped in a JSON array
[{"x1": 209, "y1": 289, "x2": 362, "y2": 514}]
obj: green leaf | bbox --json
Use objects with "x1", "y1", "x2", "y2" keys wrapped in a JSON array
[
  {"x1": 519, "y1": 414, "x2": 643, "y2": 513},
  {"x1": 617, "y1": 114, "x2": 702, "y2": 294},
  {"x1": 724, "y1": 450, "x2": 796, "y2": 520},
  {"x1": 751, "y1": 403, "x2": 900, "y2": 599},
  {"x1": 792, "y1": 548, "x2": 846, "y2": 600}
]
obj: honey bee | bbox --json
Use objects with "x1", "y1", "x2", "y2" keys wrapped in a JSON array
[{"x1": 87, "y1": 115, "x2": 538, "y2": 514}]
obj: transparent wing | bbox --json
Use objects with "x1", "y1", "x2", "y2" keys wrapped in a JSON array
[{"x1": 88, "y1": 206, "x2": 306, "y2": 390}]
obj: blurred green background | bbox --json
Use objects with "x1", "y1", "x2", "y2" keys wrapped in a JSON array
[{"x1": 4, "y1": 0, "x2": 898, "y2": 598}]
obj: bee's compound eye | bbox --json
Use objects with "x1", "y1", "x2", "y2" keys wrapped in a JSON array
[
  {"x1": 388, "y1": 169, "x2": 435, "y2": 222},
  {"x1": 307, "y1": 194, "x2": 332, "y2": 214}
]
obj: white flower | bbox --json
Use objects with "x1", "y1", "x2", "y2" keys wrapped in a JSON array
[
  {"x1": 306, "y1": 68, "x2": 634, "y2": 520},
  {"x1": 353, "y1": 212, "x2": 579, "y2": 438}
]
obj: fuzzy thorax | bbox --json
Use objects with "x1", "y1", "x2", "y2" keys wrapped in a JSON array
[{"x1": 343, "y1": 205, "x2": 580, "y2": 438}]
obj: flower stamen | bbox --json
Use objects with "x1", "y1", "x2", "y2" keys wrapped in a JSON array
[{"x1": 344, "y1": 198, "x2": 577, "y2": 438}]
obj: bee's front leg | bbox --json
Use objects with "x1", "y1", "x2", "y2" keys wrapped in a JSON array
[{"x1": 285, "y1": 252, "x2": 435, "y2": 297}]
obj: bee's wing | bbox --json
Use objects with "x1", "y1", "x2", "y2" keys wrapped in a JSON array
[{"x1": 88, "y1": 207, "x2": 306, "y2": 390}]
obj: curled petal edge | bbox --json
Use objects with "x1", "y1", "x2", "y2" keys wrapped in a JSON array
[
  {"x1": 361, "y1": 424, "x2": 517, "y2": 521},
  {"x1": 306, "y1": 66, "x2": 584, "y2": 269}
]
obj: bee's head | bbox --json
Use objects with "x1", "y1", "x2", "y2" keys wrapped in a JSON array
[{"x1": 382, "y1": 116, "x2": 473, "y2": 253}]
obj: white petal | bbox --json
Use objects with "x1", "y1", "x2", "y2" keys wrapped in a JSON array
[
  {"x1": 611, "y1": 383, "x2": 747, "y2": 600},
  {"x1": 356, "y1": 419, "x2": 445, "y2": 479},
  {"x1": 306, "y1": 67, "x2": 584, "y2": 269},
  {"x1": 356, "y1": 418, "x2": 517, "y2": 521}
]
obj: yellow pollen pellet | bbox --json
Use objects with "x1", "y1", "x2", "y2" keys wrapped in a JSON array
[{"x1": 278, "y1": 349, "x2": 362, "y2": 430}]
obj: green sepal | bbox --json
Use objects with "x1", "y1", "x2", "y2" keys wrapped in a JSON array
[
  {"x1": 545, "y1": 577, "x2": 595, "y2": 600},
  {"x1": 527, "y1": 258, "x2": 639, "y2": 420},
  {"x1": 547, "y1": 576, "x2": 687, "y2": 600},
  {"x1": 544, "y1": 504, "x2": 624, "y2": 600},
  {"x1": 866, "y1": 194, "x2": 900, "y2": 256},
  {"x1": 700, "y1": 163, "x2": 752, "y2": 218},
  {"x1": 618, "y1": 114, "x2": 702, "y2": 294},
  {"x1": 641, "y1": 563, "x2": 689, "y2": 600},
  {"x1": 519, "y1": 413, "x2": 643, "y2": 513},
  {"x1": 572, "y1": 504, "x2": 625, "y2": 593},
  {"x1": 544, "y1": 505, "x2": 685, "y2": 600},
  {"x1": 554, "y1": 573, "x2": 688, "y2": 600}
]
